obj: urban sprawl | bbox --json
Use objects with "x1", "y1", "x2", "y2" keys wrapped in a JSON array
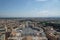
[{"x1": 0, "y1": 18, "x2": 60, "y2": 40}]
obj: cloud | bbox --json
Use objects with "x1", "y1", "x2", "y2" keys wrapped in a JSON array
[
  {"x1": 35, "y1": 0, "x2": 59, "y2": 2},
  {"x1": 29, "y1": 10, "x2": 49, "y2": 17},
  {"x1": 32, "y1": 10, "x2": 60, "y2": 17},
  {"x1": 35, "y1": 0, "x2": 48, "y2": 1},
  {"x1": 36, "y1": 10, "x2": 49, "y2": 17},
  {"x1": 39, "y1": 11, "x2": 48, "y2": 13}
]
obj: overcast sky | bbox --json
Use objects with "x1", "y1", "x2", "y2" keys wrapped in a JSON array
[{"x1": 0, "y1": 0, "x2": 60, "y2": 17}]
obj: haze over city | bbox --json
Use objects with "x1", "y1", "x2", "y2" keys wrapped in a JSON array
[
  {"x1": 0, "y1": 0, "x2": 60, "y2": 40},
  {"x1": 0, "y1": 0, "x2": 60, "y2": 17}
]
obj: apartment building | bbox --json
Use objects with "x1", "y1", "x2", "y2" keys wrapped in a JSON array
[{"x1": 0, "y1": 24, "x2": 6, "y2": 40}]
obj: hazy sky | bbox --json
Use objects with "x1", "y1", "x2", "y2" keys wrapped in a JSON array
[{"x1": 0, "y1": 0, "x2": 60, "y2": 17}]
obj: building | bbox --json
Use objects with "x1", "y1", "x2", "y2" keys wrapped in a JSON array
[
  {"x1": 8, "y1": 26, "x2": 48, "y2": 40},
  {"x1": 0, "y1": 25, "x2": 6, "y2": 40}
]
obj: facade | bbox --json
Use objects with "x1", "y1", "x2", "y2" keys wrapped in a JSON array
[{"x1": 0, "y1": 25, "x2": 6, "y2": 40}]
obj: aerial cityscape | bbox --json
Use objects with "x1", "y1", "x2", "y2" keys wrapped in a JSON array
[
  {"x1": 0, "y1": 0, "x2": 60, "y2": 40},
  {"x1": 0, "y1": 18, "x2": 60, "y2": 40}
]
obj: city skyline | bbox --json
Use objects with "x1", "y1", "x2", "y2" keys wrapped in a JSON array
[{"x1": 0, "y1": 0, "x2": 60, "y2": 17}]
